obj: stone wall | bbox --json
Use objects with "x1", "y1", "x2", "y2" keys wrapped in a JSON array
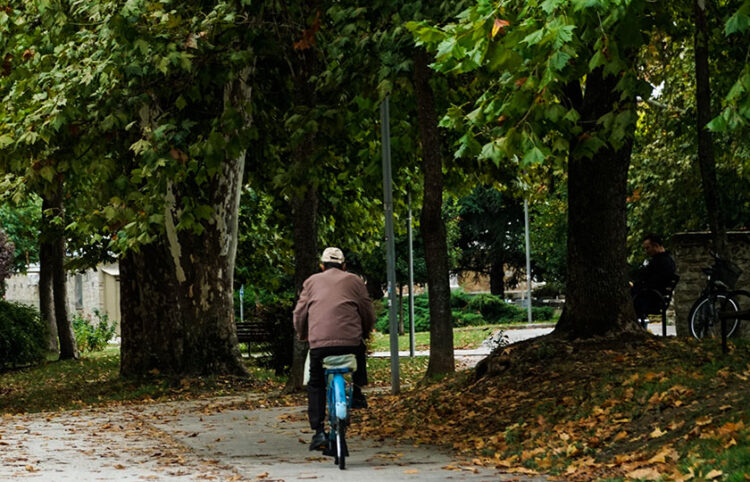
[{"x1": 672, "y1": 231, "x2": 750, "y2": 338}]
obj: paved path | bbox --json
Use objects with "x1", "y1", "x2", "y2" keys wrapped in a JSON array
[{"x1": 0, "y1": 398, "x2": 547, "y2": 481}]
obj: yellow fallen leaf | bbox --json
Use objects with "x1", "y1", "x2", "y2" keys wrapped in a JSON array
[
  {"x1": 256, "y1": 472, "x2": 269, "y2": 479},
  {"x1": 650, "y1": 427, "x2": 666, "y2": 438},
  {"x1": 706, "y1": 469, "x2": 723, "y2": 479},
  {"x1": 403, "y1": 469, "x2": 419, "y2": 474},
  {"x1": 25, "y1": 465, "x2": 38, "y2": 473},
  {"x1": 614, "y1": 430, "x2": 628, "y2": 441},
  {"x1": 627, "y1": 467, "x2": 662, "y2": 480},
  {"x1": 695, "y1": 416, "x2": 712, "y2": 426},
  {"x1": 724, "y1": 438, "x2": 737, "y2": 449}
]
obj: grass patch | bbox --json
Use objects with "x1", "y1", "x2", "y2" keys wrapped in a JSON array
[
  {"x1": 368, "y1": 324, "x2": 510, "y2": 352},
  {"x1": 0, "y1": 346, "x2": 286, "y2": 414}
]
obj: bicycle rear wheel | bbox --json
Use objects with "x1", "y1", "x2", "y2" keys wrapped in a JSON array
[
  {"x1": 688, "y1": 294, "x2": 740, "y2": 339},
  {"x1": 336, "y1": 428, "x2": 346, "y2": 470}
]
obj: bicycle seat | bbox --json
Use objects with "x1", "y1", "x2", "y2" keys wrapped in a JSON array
[{"x1": 323, "y1": 354, "x2": 357, "y2": 372}]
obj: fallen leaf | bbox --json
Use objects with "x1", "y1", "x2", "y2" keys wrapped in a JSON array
[
  {"x1": 114, "y1": 464, "x2": 126, "y2": 470},
  {"x1": 696, "y1": 416, "x2": 712, "y2": 426},
  {"x1": 627, "y1": 467, "x2": 662, "y2": 480},
  {"x1": 403, "y1": 469, "x2": 419, "y2": 474},
  {"x1": 256, "y1": 472, "x2": 269, "y2": 479},
  {"x1": 706, "y1": 469, "x2": 723, "y2": 479},
  {"x1": 650, "y1": 427, "x2": 666, "y2": 438}
]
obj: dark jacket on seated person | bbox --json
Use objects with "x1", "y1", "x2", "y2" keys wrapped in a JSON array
[{"x1": 633, "y1": 251, "x2": 676, "y2": 296}]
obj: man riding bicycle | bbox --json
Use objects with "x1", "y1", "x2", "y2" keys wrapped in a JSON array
[{"x1": 293, "y1": 247, "x2": 375, "y2": 451}]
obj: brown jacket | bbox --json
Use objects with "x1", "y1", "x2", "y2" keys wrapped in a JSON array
[{"x1": 293, "y1": 268, "x2": 376, "y2": 349}]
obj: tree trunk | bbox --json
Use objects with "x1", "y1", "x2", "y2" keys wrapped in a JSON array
[
  {"x1": 38, "y1": 207, "x2": 58, "y2": 354},
  {"x1": 120, "y1": 156, "x2": 247, "y2": 377},
  {"x1": 553, "y1": 68, "x2": 640, "y2": 338},
  {"x1": 489, "y1": 258, "x2": 505, "y2": 298},
  {"x1": 414, "y1": 48, "x2": 454, "y2": 376},
  {"x1": 694, "y1": 0, "x2": 727, "y2": 258},
  {"x1": 119, "y1": 72, "x2": 251, "y2": 378},
  {"x1": 43, "y1": 182, "x2": 77, "y2": 360},
  {"x1": 285, "y1": 183, "x2": 319, "y2": 393}
]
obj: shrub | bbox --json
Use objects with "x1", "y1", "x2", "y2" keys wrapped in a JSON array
[
  {"x1": 450, "y1": 290, "x2": 471, "y2": 309},
  {"x1": 531, "y1": 306, "x2": 557, "y2": 321},
  {"x1": 73, "y1": 310, "x2": 117, "y2": 353},
  {"x1": 0, "y1": 300, "x2": 47, "y2": 369},
  {"x1": 453, "y1": 310, "x2": 486, "y2": 328},
  {"x1": 467, "y1": 294, "x2": 526, "y2": 323}
]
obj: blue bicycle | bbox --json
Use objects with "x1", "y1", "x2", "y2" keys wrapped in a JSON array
[{"x1": 321, "y1": 354, "x2": 356, "y2": 470}]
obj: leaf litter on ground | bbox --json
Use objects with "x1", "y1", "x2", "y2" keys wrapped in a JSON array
[{"x1": 349, "y1": 334, "x2": 750, "y2": 480}]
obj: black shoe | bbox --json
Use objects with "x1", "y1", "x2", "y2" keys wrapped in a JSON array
[
  {"x1": 309, "y1": 431, "x2": 328, "y2": 451},
  {"x1": 351, "y1": 395, "x2": 368, "y2": 410}
]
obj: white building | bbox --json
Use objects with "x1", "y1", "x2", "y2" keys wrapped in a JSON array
[{"x1": 3, "y1": 263, "x2": 121, "y2": 331}]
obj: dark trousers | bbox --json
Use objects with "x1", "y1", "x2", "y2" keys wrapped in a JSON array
[
  {"x1": 632, "y1": 287, "x2": 663, "y2": 320},
  {"x1": 307, "y1": 342, "x2": 367, "y2": 431}
]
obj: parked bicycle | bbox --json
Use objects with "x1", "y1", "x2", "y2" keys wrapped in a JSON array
[
  {"x1": 321, "y1": 354, "x2": 356, "y2": 470},
  {"x1": 688, "y1": 252, "x2": 746, "y2": 339}
]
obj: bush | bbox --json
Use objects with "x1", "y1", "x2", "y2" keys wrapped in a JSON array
[
  {"x1": 73, "y1": 310, "x2": 117, "y2": 353},
  {"x1": 466, "y1": 294, "x2": 526, "y2": 323},
  {"x1": 531, "y1": 306, "x2": 557, "y2": 321},
  {"x1": 449, "y1": 290, "x2": 471, "y2": 309},
  {"x1": 0, "y1": 300, "x2": 47, "y2": 369},
  {"x1": 453, "y1": 310, "x2": 486, "y2": 328}
]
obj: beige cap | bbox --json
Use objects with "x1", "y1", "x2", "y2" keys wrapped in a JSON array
[{"x1": 321, "y1": 247, "x2": 345, "y2": 264}]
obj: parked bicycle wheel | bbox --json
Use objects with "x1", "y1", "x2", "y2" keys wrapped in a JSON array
[{"x1": 688, "y1": 294, "x2": 740, "y2": 339}]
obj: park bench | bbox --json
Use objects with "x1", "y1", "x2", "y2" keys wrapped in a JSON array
[
  {"x1": 235, "y1": 320, "x2": 274, "y2": 348},
  {"x1": 634, "y1": 273, "x2": 680, "y2": 336}
]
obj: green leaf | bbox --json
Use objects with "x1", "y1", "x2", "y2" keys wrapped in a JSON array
[
  {"x1": 549, "y1": 51, "x2": 571, "y2": 71},
  {"x1": 39, "y1": 166, "x2": 56, "y2": 182},
  {"x1": 522, "y1": 29, "x2": 545, "y2": 46},
  {"x1": 522, "y1": 146, "x2": 545, "y2": 165},
  {"x1": 725, "y1": 11, "x2": 750, "y2": 35},
  {"x1": 479, "y1": 140, "x2": 503, "y2": 165}
]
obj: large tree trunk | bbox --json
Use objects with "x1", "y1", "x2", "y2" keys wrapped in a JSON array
[
  {"x1": 120, "y1": 157, "x2": 247, "y2": 377},
  {"x1": 285, "y1": 183, "x2": 319, "y2": 393},
  {"x1": 38, "y1": 217, "x2": 58, "y2": 354},
  {"x1": 43, "y1": 183, "x2": 77, "y2": 360},
  {"x1": 414, "y1": 48, "x2": 454, "y2": 377},
  {"x1": 553, "y1": 68, "x2": 640, "y2": 338},
  {"x1": 119, "y1": 73, "x2": 251, "y2": 378},
  {"x1": 694, "y1": 0, "x2": 727, "y2": 258}
]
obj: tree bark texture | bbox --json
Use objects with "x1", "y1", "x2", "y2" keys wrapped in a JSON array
[
  {"x1": 694, "y1": 0, "x2": 728, "y2": 258},
  {"x1": 119, "y1": 73, "x2": 251, "y2": 378},
  {"x1": 43, "y1": 183, "x2": 78, "y2": 360},
  {"x1": 285, "y1": 183, "x2": 319, "y2": 392},
  {"x1": 39, "y1": 200, "x2": 58, "y2": 354},
  {"x1": 414, "y1": 48, "x2": 454, "y2": 376},
  {"x1": 553, "y1": 68, "x2": 640, "y2": 338}
]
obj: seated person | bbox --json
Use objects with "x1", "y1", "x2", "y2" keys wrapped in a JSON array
[{"x1": 631, "y1": 234, "x2": 677, "y2": 322}]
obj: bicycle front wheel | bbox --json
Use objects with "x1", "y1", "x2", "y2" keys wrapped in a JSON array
[{"x1": 688, "y1": 294, "x2": 740, "y2": 339}]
